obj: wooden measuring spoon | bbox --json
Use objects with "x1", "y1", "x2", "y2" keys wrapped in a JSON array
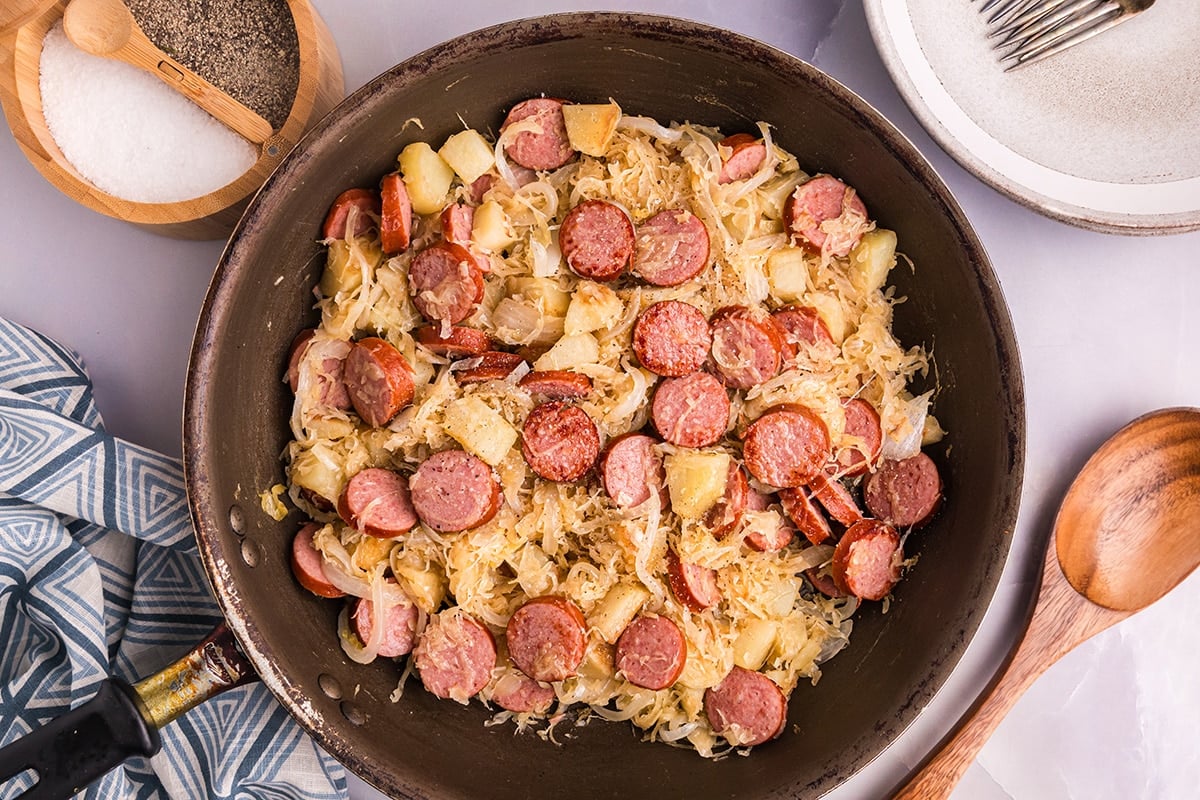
[
  {"x1": 62, "y1": 0, "x2": 273, "y2": 143},
  {"x1": 894, "y1": 407, "x2": 1200, "y2": 799}
]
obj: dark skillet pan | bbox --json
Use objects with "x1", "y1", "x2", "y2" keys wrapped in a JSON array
[{"x1": 1, "y1": 13, "x2": 1024, "y2": 800}]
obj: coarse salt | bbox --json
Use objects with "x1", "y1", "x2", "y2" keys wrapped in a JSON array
[{"x1": 38, "y1": 21, "x2": 258, "y2": 204}]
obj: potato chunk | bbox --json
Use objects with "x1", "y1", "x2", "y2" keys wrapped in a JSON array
[
  {"x1": 562, "y1": 101, "x2": 622, "y2": 157},
  {"x1": 664, "y1": 451, "x2": 731, "y2": 519},
  {"x1": 588, "y1": 582, "x2": 650, "y2": 644},
  {"x1": 765, "y1": 246, "x2": 808, "y2": 303},
  {"x1": 534, "y1": 332, "x2": 599, "y2": 371},
  {"x1": 849, "y1": 228, "x2": 898, "y2": 294},
  {"x1": 437, "y1": 129, "x2": 495, "y2": 185},
  {"x1": 564, "y1": 281, "x2": 624, "y2": 335},
  {"x1": 732, "y1": 618, "x2": 778, "y2": 671},
  {"x1": 442, "y1": 396, "x2": 518, "y2": 466},
  {"x1": 399, "y1": 142, "x2": 455, "y2": 215},
  {"x1": 472, "y1": 200, "x2": 516, "y2": 253}
]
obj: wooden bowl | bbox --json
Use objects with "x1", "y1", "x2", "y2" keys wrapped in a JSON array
[{"x1": 0, "y1": 0, "x2": 343, "y2": 240}]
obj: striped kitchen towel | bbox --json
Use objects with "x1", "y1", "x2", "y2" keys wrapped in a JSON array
[{"x1": 0, "y1": 317, "x2": 346, "y2": 799}]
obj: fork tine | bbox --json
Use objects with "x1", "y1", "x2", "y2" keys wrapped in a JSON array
[
  {"x1": 986, "y1": 0, "x2": 1040, "y2": 26},
  {"x1": 1001, "y1": 4, "x2": 1123, "y2": 68},
  {"x1": 988, "y1": 0, "x2": 1082, "y2": 39},
  {"x1": 993, "y1": 0, "x2": 1102, "y2": 47}
]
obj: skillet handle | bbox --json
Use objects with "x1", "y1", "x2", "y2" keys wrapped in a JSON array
[{"x1": 0, "y1": 623, "x2": 257, "y2": 799}]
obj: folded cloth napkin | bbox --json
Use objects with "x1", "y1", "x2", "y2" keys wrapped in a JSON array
[{"x1": 0, "y1": 317, "x2": 347, "y2": 800}]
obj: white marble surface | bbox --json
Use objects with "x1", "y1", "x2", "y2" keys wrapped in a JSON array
[{"x1": 2, "y1": 1, "x2": 1197, "y2": 798}]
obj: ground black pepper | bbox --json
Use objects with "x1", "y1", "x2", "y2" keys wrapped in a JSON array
[{"x1": 125, "y1": 0, "x2": 300, "y2": 131}]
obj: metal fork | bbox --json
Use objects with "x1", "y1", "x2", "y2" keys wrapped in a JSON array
[{"x1": 974, "y1": 0, "x2": 1156, "y2": 70}]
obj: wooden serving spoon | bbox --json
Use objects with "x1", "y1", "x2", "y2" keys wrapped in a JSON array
[
  {"x1": 894, "y1": 407, "x2": 1200, "y2": 799},
  {"x1": 62, "y1": 0, "x2": 273, "y2": 143}
]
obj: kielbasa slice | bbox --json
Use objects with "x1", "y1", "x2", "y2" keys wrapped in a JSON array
[
  {"x1": 704, "y1": 462, "x2": 749, "y2": 539},
  {"x1": 380, "y1": 173, "x2": 413, "y2": 254},
  {"x1": 521, "y1": 401, "x2": 601, "y2": 482},
  {"x1": 518, "y1": 370, "x2": 593, "y2": 399},
  {"x1": 455, "y1": 351, "x2": 528, "y2": 385},
  {"x1": 772, "y1": 305, "x2": 835, "y2": 361},
  {"x1": 808, "y1": 473, "x2": 863, "y2": 527},
  {"x1": 415, "y1": 608, "x2": 498, "y2": 702},
  {"x1": 490, "y1": 669, "x2": 556, "y2": 714},
  {"x1": 344, "y1": 337, "x2": 415, "y2": 427},
  {"x1": 559, "y1": 199, "x2": 635, "y2": 281},
  {"x1": 615, "y1": 615, "x2": 687, "y2": 690},
  {"x1": 651, "y1": 372, "x2": 730, "y2": 448},
  {"x1": 633, "y1": 209, "x2": 710, "y2": 286},
  {"x1": 291, "y1": 522, "x2": 344, "y2": 598},
  {"x1": 409, "y1": 241, "x2": 485, "y2": 325},
  {"x1": 805, "y1": 567, "x2": 846, "y2": 599},
  {"x1": 667, "y1": 549, "x2": 721, "y2": 612},
  {"x1": 717, "y1": 133, "x2": 767, "y2": 184},
  {"x1": 287, "y1": 329, "x2": 353, "y2": 410},
  {"x1": 338, "y1": 467, "x2": 418, "y2": 538},
  {"x1": 743, "y1": 489, "x2": 795, "y2": 552},
  {"x1": 415, "y1": 324, "x2": 492, "y2": 358},
  {"x1": 863, "y1": 453, "x2": 943, "y2": 528},
  {"x1": 501, "y1": 97, "x2": 576, "y2": 171},
  {"x1": 409, "y1": 450, "x2": 501, "y2": 533},
  {"x1": 353, "y1": 589, "x2": 419, "y2": 658},
  {"x1": 469, "y1": 174, "x2": 495, "y2": 204},
  {"x1": 831, "y1": 519, "x2": 903, "y2": 601},
  {"x1": 742, "y1": 404, "x2": 830, "y2": 488},
  {"x1": 704, "y1": 666, "x2": 788, "y2": 747},
  {"x1": 778, "y1": 487, "x2": 832, "y2": 546},
  {"x1": 440, "y1": 202, "x2": 475, "y2": 246},
  {"x1": 600, "y1": 432, "x2": 666, "y2": 509},
  {"x1": 708, "y1": 305, "x2": 785, "y2": 390},
  {"x1": 785, "y1": 175, "x2": 868, "y2": 257},
  {"x1": 285, "y1": 328, "x2": 314, "y2": 392},
  {"x1": 632, "y1": 300, "x2": 712, "y2": 377},
  {"x1": 322, "y1": 187, "x2": 379, "y2": 241},
  {"x1": 505, "y1": 596, "x2": 587, "y2": 682},
  {"x1": 836, "y1": 398, "x2": 883, "y2": 477}
]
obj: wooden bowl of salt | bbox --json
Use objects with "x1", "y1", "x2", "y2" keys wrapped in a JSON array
[{"x1": 0, "y1": 0, "x2": 343, "y2": 239}]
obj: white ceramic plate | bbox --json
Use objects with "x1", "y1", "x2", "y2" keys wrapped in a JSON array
[{"x1": 864, "y1": 0, "x2": 1200, "y2": 235}]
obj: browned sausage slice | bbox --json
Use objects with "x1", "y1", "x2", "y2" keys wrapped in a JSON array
[
  {"x1": 521, "y1": 401, "x2": 601, "y2": 482},
  {"x1": 831, "y1": 519, "x2": 903, "y2": 601},
  {"x1": 633, "y1": 209, "x2": 710, "y2": 286},
  {"x1": 352, "y1": 589, "x2": 419, "y2": 658},
  {"x1": 344, "y1": 337, "x2": 415, "y2": 427},
  {"x1": 667, "y1": 549, "x2": 721, "y2": 612},
  {"x1": 505, "y1": 596, "x2": 587, "y2": 682},
  {"x1": 632, "y1": 300, "x2": 712, "y2": 377},
  {"x1": 469, "y1": 174, "x2": 495, "y2": 204},
  {"x1": 743, "y1": 489, "x2": 795, "y2": 552},
  {"x1": 772, "y1": 305, "x2": 835, "y2": 362},
  {"x1": 703, "y1": 666, "x2": 788, "y2": 747},
  {"x1": 518, "y1": 370, "x2": 593, "y2": 399},
  {"x1": 778, "y1": 487, "x2": 832, "y2": 546},
  {"x1": 440, "y1": 202, "x2": 475, "y2": 246},
  {"x1": 285, "y1": 328, "x2": 315, "y2": 392},
  {"x1": 337, "y1": 467, "x2": 418, "y2": 538},
  {"x1": 805, "y1": 567, "x2": 846, "y2": 599},
  {"x1": 380, "y1": 172, "x2": 413, "y2": 254},
  {"x1": 704, "y1": 462, "x2": 749, "y2": 539},
  {"x1": 708, "y1": 305, "x2": 785, "y2": 390},
  {"x1": 615, "y1": 615, "x2": 687, "y2": 690},
  {"x1": 291, "y1": 522, "x2": 345, "y2": 598},
  {"x1": 559, "y1": 199, "x2": 635, "y2": 282},
  {"x1": 409, "y1": 241, "x2": 485, "y2": 325},
  {"x1": 322, "y1": 187, "x2": 379, "y2": 241},
  {"x1": 415, "y1": 324, "x2": 492, "y2": 358},
  {"x1": 455, "y1": 351, "x2": 528, "y2": 385},
  {"x1": 287, "y1": 329, "x2": 353, "y2": 410},
  {"x1": 785, "y1": 175, "x2": 868, "y2": 257},
  {"x1": 717, "y1": 133, "x2": 767, "y2": 184},
  {"x1": 651, "y1": 372, "x2": 730, "y2": 448},
  {"x1": 863, "y1": 453, "x2": 943, "y2": 528},
  {"x1": 501, "y1": 97, "x2": 576, "y2": 171},
  {"x1": 409, "y1": 450, "x2": 501, "y2": 533},
  {"x1": 490, "y1": 670, "x2": 556, "y2": 714},
  {"x1": 836, "y1": 398, "x2": 883, "y2": 477},
  {"x1": 414, "y1": 608, "x2": 498, "y2": 701},
  {"x1": 808, "y1": 473, "x2": 863, "y2": 527},
  {"x1": 600, "y1": 432, "x2": 666, "y2": 509},
  {"x1": 742, "y1": 404, "x2": 830, "y2": 488}
]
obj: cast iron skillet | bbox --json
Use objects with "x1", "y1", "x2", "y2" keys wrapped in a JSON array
[{"x1": 0, "y1": 13, "x2": 1024, "y2": 800}]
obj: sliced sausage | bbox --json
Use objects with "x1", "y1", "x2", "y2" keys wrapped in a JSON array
[
  {"x1": 615, "y1": 615, "x2": 687, "y2": 690},
  {"x1": 666, "y1": 549, "x2": 721, "y2": 612},
  {"x1": 521, "y1": 401, "x2": 600, "y2": 482},
  {"x1": 469, "y1": 174, "x2": 495, "y2": 204},
  {"x1": 559, "y1": 199, "x2": 635, "y2": 282},
  {"x1": 518, "y1": 370, "x2": 593, "y2": 399},
  {"x1": 352, "y1": 589, "x2": 419, "y2": 658},
  {"x1": 322, "y1": 187, "x2": 379, "y2": 241},
  {"x1": 742, "y1": 404, "x2": 830, "y2": 488},
  {"x1": 831, "y1": 519, "x2": 902, "y2": 601},
  {"x1": 717, "y1": 133, "x2": 767, "y2": 184},
  {"x1": 501, "y1": 97, "x2": 575, "y2": 171},
  {"x1": 344, "y1": 337, "x2": 415, "y2": 427},
  {"x1": 440, "y1": 202, "x2": 475, "y2": 246},
  {"x1": 285, "y1": 328, "x2": 314, "y2": 392},
  {"x1": 287, "y1": 329, "x2": 353, "y2": 410},
  {"x1": 778, "y1": 487, "x2": 832, "y2": 546},
  {"x1": 863, "y1": 453, "x2": 943, "y2": 528},
  {"x1": 291, "y1": 522, "x2": 344, "y2": 598},
  {"x1": 708, "y1": 305, "x2": 785, "y2": 390},
  {"x1": 785, "y1": 175, "x2": 868, "y2": 257},
  {"x1": 633, "y1": 209, "x2": 710, "y2": 286},
  {"x1": 490, "y1": 669, "x2": 556, "y2": 714},
  {"x1": 415, "y1": 324, "x2": 492, "y2": 358},
  {"x1": 414, "y1": 608, "x2": 498, "y2": 702},
  {"x1": 299, "y1": 487, "x2": 335, "y2": 514},
  {"x1": 743, "y1": 489, "x2": 795, "y2": 553},
  {"x1": 600, "y1": 432, "x2": 667, "y2": 509},
  {"x1": 772, "y1": 305, "x2": 835, "y2": 361},
  {"x1": 409, "y1": 450, "x2": 501, "y2": 533},
  {"x1": 805, "y1": 567, "x2": 846, "y2": 599},
  {"x1": 836, "y1": 398, "x2": 883, "y2": 477},
  {"x1": 505, "y1": 596, "x2": 587, "y2": 682},
  {"x1": 409, "y1": 241, "x2": 485, "y2": 325},
  {"x1": 651, "y1": 372, "x2": 730, "y2": 448},
  {"x1": 455, "y1": 351, "x2": 528, "y2": 385},
  {"x1": 808, "y1": 473, "x2": 863, "y2": 527},
  {"x1": 632, "y1": 300, "x2": 712, "y2": 377},
  {"x1": 380, "y1": 172, "x2": 413, "y2": 254},
  {"x1": 703, "y1": 666, "x2": 788, "y2": 747},
  {"x1": 337, "y1": 467, "x2": 418, "y2": 538},
  {"x1": 704, "y1": 462, "x2": 749, "y2": 539}
]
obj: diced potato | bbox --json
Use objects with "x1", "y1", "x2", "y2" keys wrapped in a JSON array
[
  {"x1": 760, "y1": 174, "x2": 804, "y2": 221},
  {"x1": 442, "y1": 396, "x2": 518, "y2": 466},
  {"x1": 732, "y1": 618, "x2": 778, "y2": 671},
  {"x1": 562, "y1": 101, "x2": 622, "y2": 157},
  {"x1": 393, "y1": 554, "x2": 447, "y2": 614},
  {"x1": 588, "y1": 582, "x2": 651, "y2": 643},
  {"x1": 398, "y1": 142, "x2": 455, "y2": 215},
  {"x1": 809, "y1": 293, "x2": 847, "y2": 343},
  {"x1": 564, "y1": 281, "x2": 624, "y2": 335},
  {"x1": 288, "y1": 448, "x2": 344, "y2": 508},
  {"x1": 766, "y1": 246, "x2": 808, "y2": 303},
  {"x1": 320, "y1": 238, "x2": 382, "y2": 297},
  {"x1": 664, "y1": 451, "x2": 731, "y2": 519},
  {"x1": 849, "y1": 228, "x2": 897, "y2": 294},
  {"x1": 352, "y1": 535, "x2": 393, "y2": 572},
  {"x1": 472, "y1": 200, "x2": 516, "y2": 253},
  {"x1": 437, "y1": 129, "x2": 495, "y2": 185},
  {"x1": 534, "y1": 332, "x2": 599, "y2": 370},
  {"x1": 507, "y1": 276, "x2": 571, "y2": 317}
]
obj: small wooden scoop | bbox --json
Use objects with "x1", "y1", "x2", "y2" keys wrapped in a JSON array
[{"x1": 63, "y1": 0, "x2": 273, "y2": 143}]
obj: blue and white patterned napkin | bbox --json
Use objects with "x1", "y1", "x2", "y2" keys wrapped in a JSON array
[{"x1": 0, "y1": 317, "x2": 347, "y2": 799}]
